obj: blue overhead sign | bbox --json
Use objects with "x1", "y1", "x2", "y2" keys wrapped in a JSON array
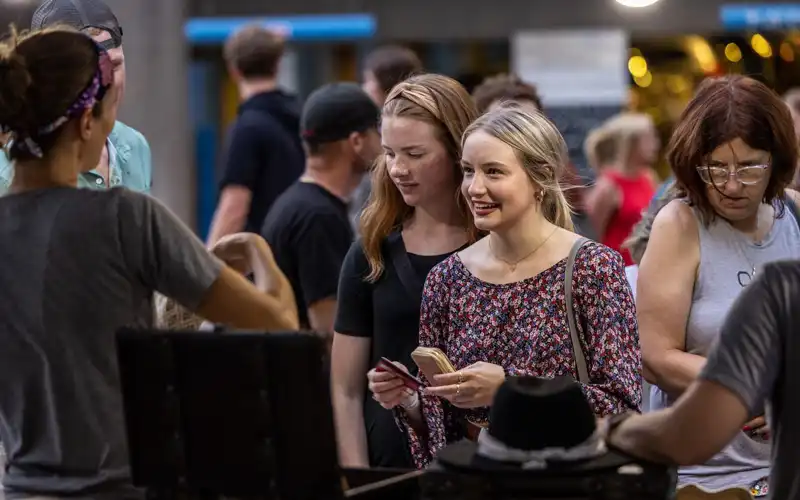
[
  {"x1": 185, "y1": 14, "x2": 376, "y2": 44},
  {"x1": 721, "y1": 4, "x2": 800, "y2": 29}
]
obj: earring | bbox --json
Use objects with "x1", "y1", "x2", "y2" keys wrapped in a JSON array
[{"x1": 536, "y1": 190, "x2": 544, "y2": 201}]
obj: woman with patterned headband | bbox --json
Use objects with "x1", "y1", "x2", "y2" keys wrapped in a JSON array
[{"x1": 0, "y1": 27, "x2": 297, "y2": 498}]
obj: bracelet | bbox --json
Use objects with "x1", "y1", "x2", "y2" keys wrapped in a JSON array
[{"x1": 400, "y1": 391, "x2": 420, "y2": 410}]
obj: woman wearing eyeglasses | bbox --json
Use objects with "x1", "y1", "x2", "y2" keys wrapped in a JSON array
[{"x1": 637, "y1": 75, "x2": 800, "y2": 497}]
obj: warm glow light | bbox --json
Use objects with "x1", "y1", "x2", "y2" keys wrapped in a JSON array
[
  {"x1": 780, "y1": 41, "x2": 795, "y2": 62},
  {"x1": 616, "y1": 0, "x2": 661, "y2": 7},
  {"x1": 725, "y1": 43, "x2": 743, "y2": 62},
  {"x1": 634, "y1": 71, "x2": 653, "y2": 88},
  {"x1": 685, "y1": 36, "x2": 719, "y2": 74},
  {"x1": 628, "y1": 56, "x2": 649, "y2": 78},
  {"x1": 750, "y1": 34, "x2": 773, "y2": 58}
]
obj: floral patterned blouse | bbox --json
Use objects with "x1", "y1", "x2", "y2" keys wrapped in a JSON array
[{"x1": 398, "y1": 241, "x2": 641, "y2": 469}]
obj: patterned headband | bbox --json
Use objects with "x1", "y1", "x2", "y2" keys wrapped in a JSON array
[{"x1": 0, "y1": 43, "x2": 114, "y2": 158}]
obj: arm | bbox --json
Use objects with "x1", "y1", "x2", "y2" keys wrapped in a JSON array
[
  {"x1": 637, "y1": 201, "x2": 704, "y2": 397},
  {"x1": 574, "y1": 244, "x2": 642, "y2": 415},
  {"x1": 118, "y1": 191, "x2": 298, "y2": 331},
  {"x1": 584, "y1": 176, "x2": 620, "y2": 238},
  {"x1": 331, "y1": 243, "x2": 375, "y2": 468},
  {"x1": 293, "y1": 213, "x2": 353, "y2": 335},
  {"x1": 331, "y1": 335, "x2": 371, "y2": 468},
  {"x1": 610, "y1": 263, "x2": 785, "y2": 463},
  {"x1": 206, "y1": 125, "x2": 261, "y2": 246},
  {"x1": 395, "y1": 262, "x2": 452, "y2": 469}
]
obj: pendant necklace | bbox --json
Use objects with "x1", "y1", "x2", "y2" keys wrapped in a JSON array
[{"x1": 489, "y1": 227, "x2": 558, "y2": 272}]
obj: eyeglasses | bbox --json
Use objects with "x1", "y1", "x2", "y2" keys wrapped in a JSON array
[{"x1": 696, "y1": 164, "x2": 769, "y2": 187}]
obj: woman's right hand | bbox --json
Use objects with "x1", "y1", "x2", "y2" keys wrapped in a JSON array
[{"x1": 367, "y1": 361, "x2": 415, "y2": 409}]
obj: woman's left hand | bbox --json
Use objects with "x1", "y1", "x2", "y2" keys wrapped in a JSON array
[{"x1": 425, "y1": 361, "x2": 506, "y2": 408}]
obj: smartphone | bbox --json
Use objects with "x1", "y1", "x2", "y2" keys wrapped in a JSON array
[
  {"x1": 375, "y1": 357, "x2": 426, "y2": 391},
  {"x1": 411, "y1": 347, "x2": 456, "y2": 384}
]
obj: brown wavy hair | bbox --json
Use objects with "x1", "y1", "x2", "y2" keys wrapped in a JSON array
[
  {"x1": 360, "y1": 73, "x2": 480, "y2": 281},
  {"x1": 668, "y1": 75, "x2": 797, "y2": 224}
]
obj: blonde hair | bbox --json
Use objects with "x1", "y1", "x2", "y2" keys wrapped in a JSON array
[
  {"x1": 359, "y1": 73, "x2": 481, "y2": 281},
  {"x1": 599, "y1": 112, "x2": 655, "y2": 166},
  {"x1": 584, "y1": 126, "x2": 618, "y2": 171},
  {"x1": 462, "y1": 106, "x2": 574, "y2": 230}
]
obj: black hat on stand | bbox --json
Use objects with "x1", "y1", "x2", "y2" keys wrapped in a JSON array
[
  {"x1": 437, "y1": 376, "x2": 629, "y2": 473},
  {"x1": 423, "y1": 377, "x2": 677, "y2": 499}
]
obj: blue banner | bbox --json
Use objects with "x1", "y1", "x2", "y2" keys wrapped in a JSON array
[
  {"x1": 721, "y1": 4, "x2": 800, "y2": 29},
  {"x1": 185, "y1": 14, "x2": 376, "y2": 44}
]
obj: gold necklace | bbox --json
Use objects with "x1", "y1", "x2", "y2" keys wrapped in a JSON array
[{"x1": 489, "y1": 227, "x2": 558, "y2": 272}]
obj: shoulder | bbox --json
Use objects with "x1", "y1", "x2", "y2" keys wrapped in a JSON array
[
  {"x1": 763, "y1": 260, "x2": 800, "y2": 287},
  {"x1": 109, "y1": 186, "x2": 158, "y2": 214},
  {"x1": 341, "y1": 240, "x2": 371, "y2": 276},
  {"x1": 111, "y1": 121, "x2": 150, "y2": 152},
  {"x1": 426, "y1": 253, "x2": 462, "y2": 287},
  {"x1": 575, "y1": 240, "x2": 625, "y2": 275},
  {"x1": 652, "y1": 198, "x2": 698, "y2": 237}
]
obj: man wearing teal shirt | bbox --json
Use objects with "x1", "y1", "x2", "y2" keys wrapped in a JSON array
[{"x1": 1, "y1": 0, "x2": 152, "y2": 195}]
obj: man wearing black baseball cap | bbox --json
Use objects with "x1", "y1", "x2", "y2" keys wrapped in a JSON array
[
  {"x1": 261, "y1": 82, "x2": 381, "y2": 337},
  {"x1": 0, "y1": 0, "x2": 152, "y2": 195}
]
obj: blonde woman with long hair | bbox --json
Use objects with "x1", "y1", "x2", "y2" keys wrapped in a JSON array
[
  {"x1": 585, "y1": 113, "x2": 660, "y2": 265},
  {"x1": 370, "y1": 106, "x2": 642, "y2": 469},
  {"x1": 331, "y1": 74, "x2": 480, "y2": 468}
]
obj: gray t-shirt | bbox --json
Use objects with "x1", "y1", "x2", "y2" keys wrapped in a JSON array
[
  {"x1": 701, "y1": 260, "x2": 800, "y2": 500},
  {"x1": 0, "y1": 187, "x2": 223, "y2": 499}
]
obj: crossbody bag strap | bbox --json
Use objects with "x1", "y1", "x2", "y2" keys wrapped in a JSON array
[{"x1": 565, "y1": 237, "x2": 591, "y2": 384}]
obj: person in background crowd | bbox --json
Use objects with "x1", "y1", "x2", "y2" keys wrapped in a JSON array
[
  {"x1": 621, "y1": 193, "x2": 673, "y2": 302},
  {"x1": 0, "y1": 0, "x2": 152, "y2": 195},
  {"x1": 262, "y1": 83, "x2": 380, "y2": 336},
  {"x1": 607, "y1": 259, "x2": 800, "y2": 500},
  {"x1": 471, "y1": 73, "x2": 543, "y2": 115},
  {"x1": 350, "y1": 45, "x2": 424, "y2": 230},
  {"x1": 371, "y1": 106, "x2": 641, "y2": 469},
  {"x1": 585, "y1": 113, "x2": 659, "y2": 265},
  {"x1": 640, "y1": 75, "x2": 800, "y2": 497},
  {"x1": 0, "y1": 27, "x2": 297, "y2": 499},
  {"x1": 207, "y1": 24, "x2": 304, "y2": 245},
  {"x1": 584, "y1": 123, "x2": 619, "y2": 174},
  {"x1": 472, "y1": 73, "x2": 593, "y2": 239},
  {"x1": 361, "y1": 45, "x2": 423, "y2": 107},
  {"x1": 332, "y1": 74, "x2": 479, "y2": 469},
  {"x1": 783, "y1": 88, "x2": 800, "y2": 188}
]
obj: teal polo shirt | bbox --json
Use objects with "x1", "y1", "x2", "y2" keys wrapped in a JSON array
[{"x1": 0, "y1": 121, "x2": 152, "y2": 194}]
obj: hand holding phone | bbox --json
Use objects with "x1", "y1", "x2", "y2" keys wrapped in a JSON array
[
  {"x1": 375, "y1": 357, "x2": 426, "y2": 391},
  {"x1": 411, "y1": 347, "x2": 456, "y2": 384}
]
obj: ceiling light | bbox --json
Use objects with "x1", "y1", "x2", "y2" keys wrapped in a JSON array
[{"x1": 616, "y1": 0, "x2": 661, "y2": 7}]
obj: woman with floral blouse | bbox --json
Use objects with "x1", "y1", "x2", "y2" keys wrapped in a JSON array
[{"x1": 369, "y1": 106, "x2": 641, "y2": 469}]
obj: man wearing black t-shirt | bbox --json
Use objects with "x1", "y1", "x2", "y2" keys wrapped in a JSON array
[
  {"x1": 207, "y1": 25, "x2": 304, "y2": 245},
  {"x1": 261, "y1": 83, "x2": 381, "y2": 335}
]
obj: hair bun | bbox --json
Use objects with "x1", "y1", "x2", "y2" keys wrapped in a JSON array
[{"x1": 0, "y1": 49, "x2": 33, "y2": 132}]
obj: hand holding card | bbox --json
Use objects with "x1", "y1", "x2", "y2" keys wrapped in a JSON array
[
  {"x1": 367, "y1": 359, "x2": 425, "y2": 410},
  {"x1": 375, "y1": 357, "x2": 426, "y2": 391}
]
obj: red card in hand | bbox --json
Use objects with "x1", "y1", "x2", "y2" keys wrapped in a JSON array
[{"x1": 376, "y1": 357, "x2": 426, "y2": 391}]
